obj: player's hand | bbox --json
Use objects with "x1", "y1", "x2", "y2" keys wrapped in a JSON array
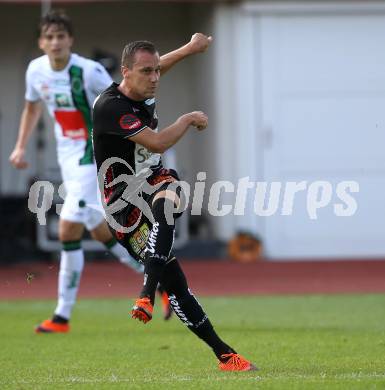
[
  {"x1": 9, "y1": 147, "x2": 28, "y2": 169},
  {"x1": 188, "y1": 33, "x2": 213, "y2": 54},
  {"x1": 187, "y1": 111, "x2": 208, "y2": 131}
]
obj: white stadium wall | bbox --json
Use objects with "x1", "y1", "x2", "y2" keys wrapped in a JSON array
[{"x1": 208, "y1": 1, "x2": 385, "y2": 259}]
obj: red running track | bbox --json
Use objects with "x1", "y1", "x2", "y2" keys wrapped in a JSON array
[{"x1": 1, "y1": 259, "x2": 385, "y2": 300}]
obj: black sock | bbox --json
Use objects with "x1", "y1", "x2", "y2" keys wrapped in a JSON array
[
  {"x1": 161, "y1": 259, "x2": 236, "y2": 359},
  {"x1": 191, "y1": 320, "x2": 236, "y2": 360},
  {"x1": 52, "y1": 314, "x2": 68, "y2": 324},
  {"x1": 140, "y1": 258, "x2": 165, "y2": 304},
  {"x1": 169, "y1": 292, "x2": 235, "y2": 359},
  {"x1": 140, "y1": 198, "x2": 176, "y2": 304}
]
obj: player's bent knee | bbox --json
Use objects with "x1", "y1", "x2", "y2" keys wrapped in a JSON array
[
  {"x1": 152, "y1": 196, "x2": 179, "y2": 225},
  {"x1": 89, "y1": 222, "x2": 113, "y2": 243},
  {"x1": 152, "y1": 190, "x2": 180, "y2": 208},
  {"x1": 59, "y1": 220, "x2": 84, "y2": 242}
]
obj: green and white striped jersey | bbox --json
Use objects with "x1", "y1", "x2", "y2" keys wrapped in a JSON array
[{"x1": 25, "y1": 53, "x2": 112, "y2": 168}]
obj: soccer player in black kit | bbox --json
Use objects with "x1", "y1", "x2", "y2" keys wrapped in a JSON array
[{"x1": 93, "y1": 38, "x2": 256, "y2": 371}]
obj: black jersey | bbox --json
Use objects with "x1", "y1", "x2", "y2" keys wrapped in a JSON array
[{"x1": 93, "y1": 82, "x2": 162, "y2": 206}]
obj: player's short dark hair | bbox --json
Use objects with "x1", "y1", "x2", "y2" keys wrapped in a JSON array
[
  {"x1": 121, "y1": 41, "x2": 157, "y2": 68},
  {"x1": 38, "y1": 9, "x2": 73, "y2": 37}
]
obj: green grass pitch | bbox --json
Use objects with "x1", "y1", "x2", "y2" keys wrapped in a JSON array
[{"x1": 1, "y1": 294, "x2": 385, "y2": 389}]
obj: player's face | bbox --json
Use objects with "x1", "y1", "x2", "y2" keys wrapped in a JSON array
[
  {"x1": 39, "y1": 24, "x2": 73, "y2": 65},
  {"x1": 125, "y1": 50, "x2": 160, "y2": 99}
]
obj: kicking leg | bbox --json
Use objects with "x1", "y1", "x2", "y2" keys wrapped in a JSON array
[{"x1": 161, "y1": 258, "x2": 257, "y2": 371}]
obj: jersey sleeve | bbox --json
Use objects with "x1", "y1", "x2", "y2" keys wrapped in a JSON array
[
  {"x1": 94, "y1": 96, "x2": 147, "y2": 139},
  {"x1": 89, "y1": 62, "x2": 113, "y2": 95},
  {"x1": 24, "y1": 64, "x2": 40, "y2": 102}
]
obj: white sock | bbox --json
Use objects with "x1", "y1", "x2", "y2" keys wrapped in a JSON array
[
  {"x1": 54, "y1": 247, "x2": 84, "y2": 320},
  {"x1": 107, "y1": 241, "x2": 144, "y2": 273}
]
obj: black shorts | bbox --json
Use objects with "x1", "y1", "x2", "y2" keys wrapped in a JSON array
[{"x1": 107, "y1": 168, "x2": 183, "y2": 262}]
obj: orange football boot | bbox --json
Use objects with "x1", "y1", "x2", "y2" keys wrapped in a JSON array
[
  {"x1": 218, "y1": 353, "x2": 257, "y2": 371},
  {"x1": 131, "y1": 297, "x2": 153, "y2": 323},
  {"x1": 35, "y1": 319, "x2": 70, "y2": 333}
]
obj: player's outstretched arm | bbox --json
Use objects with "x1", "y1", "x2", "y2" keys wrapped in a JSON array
[
  {"x1": 9, "y1": 100, "x2": 42, "y2": 169},
  {"x1": 160, "y1": 33, "x2": 213, "y2": 76},
  {"x1": 130, "y1": 111, "x2": 208, "y2": 154}
]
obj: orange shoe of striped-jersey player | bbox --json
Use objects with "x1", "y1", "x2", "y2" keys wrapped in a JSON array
[
  {"x1": 131, "y1": 297, "x2": 153, "y2": 324},
  {"x1": 35, "y1": 319, "x2": 70, "y2": 333},
  {"x1": 218, "y1": 353, "x2": 258, "y2": 371}
]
